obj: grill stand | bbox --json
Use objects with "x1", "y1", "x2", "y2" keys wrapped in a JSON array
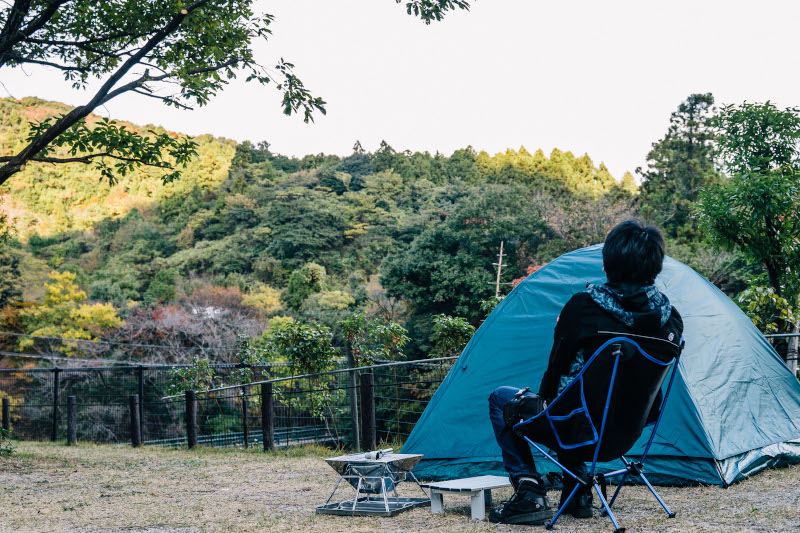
[{"x1": 316, "y1": 456, "x2": 430, "y2": 517}]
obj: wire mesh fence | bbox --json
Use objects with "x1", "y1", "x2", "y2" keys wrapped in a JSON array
[{"x1": 0, "y1": 358, "x2": 454, "y2": 451}]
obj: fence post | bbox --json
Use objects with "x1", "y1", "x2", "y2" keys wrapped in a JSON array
[
  {"x1": 129, "y1": 394, "x2": 141, "y2": 448},
  {"x1": 66, "y1": 396, "x2": 77, "y2": 445},
  {"x1": 1, "y1": 397, "x2": 9, "y2": 433},
  {"x1": 346, "y1": 348, "x2": 361, "y2": 451},
  {"x1": 241, "y1": 386, "x2": 249, "y2": 449},
  {"x1": 261, "y1": 383, "x2": 274, "y2": 451},
  {"x1": 359, "y1": 371, "x2": 376, "y2": 451},
  {"x1": 137, "y1": 365, "x2": 145, "y2": 439},
  {"x1": 51, "y1": 367, "x2": 61, "y2": 442},
  {"x1": 186, "y1": 390, "x2": 197, "y2": 449}
]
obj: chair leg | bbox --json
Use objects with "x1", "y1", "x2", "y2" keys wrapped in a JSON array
[
  {"x1": 593, "y1": 483, "x2": 626, "y2": 532},
  {"x1": 638, "y1": 471, "x2": 675, "y2": 518},
  {"x1": 606, "y1": 471, "x2": 630, "y2": 510},
  {"x1": 545, "y1": 483, "x2": 580, "y2": 530}
]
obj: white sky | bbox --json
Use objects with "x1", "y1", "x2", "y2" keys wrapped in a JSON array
[{"x1": 3, "y1": 0, "x2": 800, "y2": 179}]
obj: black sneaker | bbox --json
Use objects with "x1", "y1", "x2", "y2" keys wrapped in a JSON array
[
  {"x1": 488, "y1": 476, "x2": 556, "y2": 525},
  {"x1": 558, "y1": 477, "x2": 593, "y2": 518}
]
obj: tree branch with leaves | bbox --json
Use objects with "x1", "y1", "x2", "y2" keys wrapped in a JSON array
[{"x1": 0, "y1": 0, "x2": 471, "y2": 186}]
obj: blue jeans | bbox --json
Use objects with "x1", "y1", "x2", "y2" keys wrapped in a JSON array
[{"x1": 489, "y1": 386, "x2": 585, "y2": 481}]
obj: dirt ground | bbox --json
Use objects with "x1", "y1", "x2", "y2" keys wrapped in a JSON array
[{"x1": 1, "y1": 441, "x2": 798, "y2": 533}]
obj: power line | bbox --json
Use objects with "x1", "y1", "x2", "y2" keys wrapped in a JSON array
[{"x1": 0, "y1": 331, "x2": 236, "y2": 351}]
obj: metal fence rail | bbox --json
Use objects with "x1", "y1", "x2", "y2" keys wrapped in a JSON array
[
  {"x1": 3, "y1": 328, "x2": 799, "y2": 449},
  {"x1": 0, "y1": 358, "x2": 455, "y2": 451},
  {"x1": 0, "y1": 364, "x2": 279, "y2": 445}
]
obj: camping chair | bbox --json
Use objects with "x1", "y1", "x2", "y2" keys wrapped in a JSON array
[{"x1": 513, "y1": 332, "x2": 684, "y2": 532}]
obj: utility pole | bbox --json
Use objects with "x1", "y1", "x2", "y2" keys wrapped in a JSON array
[{"x1": 488, "y1": 241, "x2": 513, "y2": 298}]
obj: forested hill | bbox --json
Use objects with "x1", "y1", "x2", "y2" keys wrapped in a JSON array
[
  {"x1": 0, "y1": 97, "x2": 237, "y2": 236},
  {"x1": 0, "y1": 96, "x2": 645, "y2": 357}
]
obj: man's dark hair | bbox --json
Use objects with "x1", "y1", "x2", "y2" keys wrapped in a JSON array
[{"x1": 603, "y1": 219, "x2": 665, "y2": 285}]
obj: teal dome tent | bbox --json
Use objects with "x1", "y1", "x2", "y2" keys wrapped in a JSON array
[{"x1": 402, "y1": 244, "x2": 800, "y2": 485}]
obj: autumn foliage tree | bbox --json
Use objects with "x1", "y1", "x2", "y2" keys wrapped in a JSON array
[{"x1": 19, "y1": 270, "x2": 122, "y2": 351}]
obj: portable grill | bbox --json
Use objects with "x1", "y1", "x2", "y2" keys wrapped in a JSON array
[{"x1": 315, "y1": 450, "x2": 430, "y2": 517}]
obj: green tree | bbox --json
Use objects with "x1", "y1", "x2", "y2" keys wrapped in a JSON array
[
  {"x1": 0, "y1": 0, "x2": 470, "y2": 185},
  {"x1": 166, "y1": 355, "x2": 218, "y2": 395},
  {"x1": 270, "y1": 321, "x2": 338, "y2": 375},
  {"x1": 143, "y1": 268, "x2": 177, "y2": 302},
  {"x1": 0, "y1": 1, "x2": 323, "y2": 185},
  {"x1": 737, "y1": 284, "x2": 797, "y2": 335},
  {"x1": 282, "y1": 262, "x2": 327, "y2": 311},
  {"x1": 372, "y1": 140, "x2": 397, "y2": 172},
  {"x1": 698, "y1": 101, "x2": 800, "y2": 370},
  {"x1": 0, "y1": 201, "x2": 21, "y2": 308},
  {"x1": 446, "y1": 146, "x2": 481, "y2": 184},
  {"x1": 265, "y1": 195, "x2": 347, "y2": 263},
  {"x1": 639, "y1": 93, "x2": 719, "y2": 241},
  {"x1": 699, "y1": 102, "x2": 800, "y2": 300},
  {"x1": 341, "y1": 311, "x2": 409, "y2": 365},
  {"x1": 430, "y1": 314, "x2": 474, "y2": 357},
  {"x1": 381, "y1": 186, "x2": 550, "y2": 352}
]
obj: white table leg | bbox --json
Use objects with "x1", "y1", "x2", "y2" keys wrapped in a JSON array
[
  {"x1": 470, "y1": 490, "x2": 485, "y2": 521},
  {"x1": 430, "y1": 491, "x2": 444, "y2": 514}
]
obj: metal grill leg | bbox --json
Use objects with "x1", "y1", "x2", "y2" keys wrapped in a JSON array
[
  {"x1": 352, "y1": 478, "x2": 363, "y2": 511},
  {"x1": 324, "y1": 477, "x2": 344, "y2": 505},
  {"x1": 408, "y1": 470, "x2": 429, "y2": 498},
  {"x1": 382, "y1": 479, "x2": 390, "y2": 513}
]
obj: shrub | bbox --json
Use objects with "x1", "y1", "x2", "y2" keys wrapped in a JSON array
[
  {"x1": 341, "y1": 312, "x2": 409, "y2": 365},
  {"x1": 0, "y1": 427, "x2": 14, "y2": 457},
  {"x1": 431, "y1": 314, "x2": 475, "y2": 358},
  {"x1": 270, "y1": 321, "x2": 338, "y2": 375},
  {"x1": 166, "y1": 356, "x2": 218, "y2": 396}
]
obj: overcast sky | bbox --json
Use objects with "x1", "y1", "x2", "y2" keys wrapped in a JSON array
[{"x1": 3, "y1": 0, "x2": 800, "y2": 179}]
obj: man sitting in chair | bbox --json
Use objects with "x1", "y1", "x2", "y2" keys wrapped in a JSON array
[{"x1": 487, "y1": 219, "x2": 684, "y2": 525}]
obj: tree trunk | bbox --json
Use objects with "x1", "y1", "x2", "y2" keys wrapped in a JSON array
[{"x1": 787, "y1": 324, "x2": 799, "y2": 377}]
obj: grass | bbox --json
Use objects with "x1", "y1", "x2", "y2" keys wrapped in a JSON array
[{"x1": 1, "y1": 441, "x2": 799, "y2": 532}]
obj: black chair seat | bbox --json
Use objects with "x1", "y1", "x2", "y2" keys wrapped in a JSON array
[{"x1": 513, "y1": 332, "x2": 684, "y2": 532}]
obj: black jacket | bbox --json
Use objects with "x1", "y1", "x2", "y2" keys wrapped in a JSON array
[{"x1": 538, "y1": 286, "x2": 684, "y2": 404}]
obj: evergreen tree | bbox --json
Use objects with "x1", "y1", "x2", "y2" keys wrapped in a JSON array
[
  {"x1": 372, "y1": 141, "x2": 397, "y2": 172},
  {"x1": 340, "y1": 143, "x2": 374, "y2": 190},
  {"x1": 446, "y1": 147, "x2": 481, "y2": 184},
  {"x1": 639, "y1": 93, "x2": 720, "y2": 241}
]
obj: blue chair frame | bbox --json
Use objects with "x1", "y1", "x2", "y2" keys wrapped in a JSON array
[{"x1": 513, "y1": 335, "x2": 683, "y2": 533}]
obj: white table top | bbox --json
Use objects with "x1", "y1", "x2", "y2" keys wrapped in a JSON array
[{"x1": 421, "y1": 475, "x2": 512, "y2": 492}]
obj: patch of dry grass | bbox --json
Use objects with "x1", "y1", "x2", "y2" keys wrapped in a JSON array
[{"x1": 1, "y1": 441, "x2": 798, "y2": 532}]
